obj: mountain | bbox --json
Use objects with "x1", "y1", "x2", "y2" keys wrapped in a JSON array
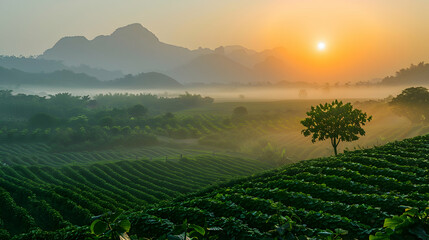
[
  {"x1": 170, "y1": 53, "x2": 256, "y2": 84},
  {"x1": 0, "y1": 56, "x2": 124, "y2": 81},
  {"x1": 0, "y1": 66, "x2": 182, "y2": 89},
  {"x1": 254, "y1": 56, "x2": 289, "y2": 82},
  {"x1": 40, "y1": 23, "x2": 211, "y2": 74},
  {"x1": 0, "y1": 66, "x2": 99, "y2": 87},
  {"x1": 39, "y1": 23, "x2": 296, "y2": 84},
  {"x1": 107, "y1": 72, "x2": 183, "y2": 89}
]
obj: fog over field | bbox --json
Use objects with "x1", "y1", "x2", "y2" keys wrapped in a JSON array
[{"x1": 1, "y1": 1, "x2": 429, "y2": 239}]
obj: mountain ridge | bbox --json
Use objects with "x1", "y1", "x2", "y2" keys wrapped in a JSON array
[
  {"x1": 0, "y1": 66, "x2": 182, "y2": 89},
  {"x1": 39, "y1": 23, "x2": 292, "y2": 84}
]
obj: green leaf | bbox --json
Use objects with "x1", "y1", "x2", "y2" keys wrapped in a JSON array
[
  {"x1": 118, "y1": 219, "x2": 131, "y2": 233},
  {"x1": 383, "y1": 216, "x2": 405, "y2": 229},
  {"x1": 90, "y1": 219, "x2": 108, "y2": 235},
  {"x1": 189, "y1": 224, "x2": 205, "y2": 236},
  {"x1": 404, "y1": 208, "x2": 419, "y2": 217},
  {"x1": 369, "y1": 234, "x2": 390, "y2": 240}
]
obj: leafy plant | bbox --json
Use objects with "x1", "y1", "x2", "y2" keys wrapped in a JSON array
[
  {"x1": 370, "y1": 207, "x2": 429, "y2": 240},
  {"x1": 165, "y1": 219, "x2": 221, "y2": 240},
  {"x1": 90, "y1": 212, "x2": 131, "y2": 240}
]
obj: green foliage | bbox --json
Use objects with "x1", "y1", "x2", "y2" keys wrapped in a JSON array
[
  {"x1": 301, "y1": 100, "x2": 372, "y2": 155},
  {"x1": 128, "y1": 104, "x2": 148, "y2": 118},
  {"x1": 390, "y1": 86, "x2": 429, "y2": 124},
  {"x1": 370, "y1": 207, "x2": 429, "y2": 240},
  {"x1": 4, "y1": 132, "x2": 429, "y2": 240},
  {"x1": 0, "y1": 154, "x2": 269, "y2": 237},
  {"x1": 90, "y1": 212, "x2": 131, "y2": 240},
  {"x1": 257, "y1": 142, "x2": 289, "y2": 167},
  {"x1": 29, "y1": 113, "x2": 58, "y2": 128}
]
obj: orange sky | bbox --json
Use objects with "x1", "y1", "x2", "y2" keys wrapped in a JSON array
[{"x1": 1, "y1": 0, "x2": 429, "y2": 83}]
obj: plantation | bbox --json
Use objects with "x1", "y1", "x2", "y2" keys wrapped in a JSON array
[
  {"x1": 0, "y1": 154, "x2": 270, "y2": 237},
  {"x1": 0, "y1": 143, "x2": 215, "y2": 167},
  {"x1": 4, "y1": 134, "x2": 429, "y2": 239}
]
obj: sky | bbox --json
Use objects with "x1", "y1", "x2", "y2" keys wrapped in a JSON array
[{"x1": 1, "y1": 0, "x2": 429, "y2": 82}]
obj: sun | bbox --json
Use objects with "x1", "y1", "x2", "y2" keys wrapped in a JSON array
[{"x1": 317, "y1": 42, "x2": 326, "y2": 51}]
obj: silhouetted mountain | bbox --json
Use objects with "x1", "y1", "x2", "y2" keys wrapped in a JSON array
[
  {"x1": 170, "y1": 53, "x2": 255, "y2": 84},
  {"x1": 0, "y1": 66, "x2": 182, "y2": 89},
  {"x1": 38, "y1": 23, "x2": 299, "y2": 84},
  {"x1": 40, "y1": 23, "x2": 211, "y2": 74},
  {"x1": 0, "y1": 66, "x2": 99, "y2": 87},
  {"x1": 107, "y1": 72, "x2": 183, "y2": 89},
  {"x1": 0, "y1": 56, "x2": 124, "y2": 81},
  {"x1": 381, "y1": 62, "x2": 429, "y2": 85}
]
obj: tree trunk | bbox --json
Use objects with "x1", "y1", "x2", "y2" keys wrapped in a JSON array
[
  {"x1": 333, "y1": 144, "x2": 338, "y2": 156},
  {"x1": 331, "y1": 138, "x2": 338, "y2": 156}
]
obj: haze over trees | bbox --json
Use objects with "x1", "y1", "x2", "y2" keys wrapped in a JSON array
[
  {"x1": 381, "y1": 62, "x2": 429, "y2": 85},
  {"x1": 389, "y1": 86, "x2": 429, "y2": 124},
  {"x1": 1, "y1": 7, "x2": 429, "y2": 239}
]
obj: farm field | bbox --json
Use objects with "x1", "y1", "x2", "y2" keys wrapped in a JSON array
[
  {"x1": 3, "y1": 3, "x2": 429, "y2": 239},
  {"x1": 0, "y1": 143, "x2": 220, "y2": 167},
  {"x1": 8, "y1": 134, "x2": 429, "y2": 239},
  {"x1": 0, "y1": 154, "x2": 271, "y2": 236}
]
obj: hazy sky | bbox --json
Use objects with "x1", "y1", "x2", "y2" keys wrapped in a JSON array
[{"x1": 1, "y1": 0, "x2": 429, "y2": 81}]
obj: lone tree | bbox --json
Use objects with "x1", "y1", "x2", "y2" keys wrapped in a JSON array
[{"x1": 301, "y1": 100, "x2": 372, "y2": 156}]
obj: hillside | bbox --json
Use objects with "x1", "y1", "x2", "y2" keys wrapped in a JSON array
[
  {"x1": 0, "y1": 154, "x2": 270, "y2": 237},
  {"x1": 0, "y1": 66, "x2": 182, "y2": 89},
  {"x1": 0, "y1": 56, "x2": 124, "y2": 81},
  {"x1": 8, "y1": 134, "x2": 429, "y2": 239}
]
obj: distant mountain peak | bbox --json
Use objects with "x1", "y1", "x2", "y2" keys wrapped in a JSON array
[{"x1": 110, "y1": 23, "x2": 159, "y2": 42}]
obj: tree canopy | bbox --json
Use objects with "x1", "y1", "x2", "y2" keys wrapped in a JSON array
[
  {"x1": 389, "y1": 86, "x2": 429, "y2": 124},
  {"x1": 301, "y1": 100, "x2": 372, "y2": 156}
]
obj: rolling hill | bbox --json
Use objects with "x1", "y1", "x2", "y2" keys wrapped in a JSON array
[
  {"x1": 7, "y1": 134, "x2": 429, "y2": 239},
  {"x1": 0, "y1": 154, "x2": 270, "y2": 237}
]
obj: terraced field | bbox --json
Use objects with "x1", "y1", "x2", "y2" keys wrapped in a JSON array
[
  {"x1": 96, "y1": 134, "x2": 428, "y2": 240},
  {"x1": 0, "y1": 155, "x2": 270, "y2": 236},
  {"x1": 22, "y1": 133, "x2": 428, "y2": 240},
  {"x1": 0, "y1": 143, "x2": 213, "y2": 167}
]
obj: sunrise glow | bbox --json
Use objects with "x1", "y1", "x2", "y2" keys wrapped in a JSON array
[{"x1": 317, "y1": 42, "x2": 326, "y2": 51}]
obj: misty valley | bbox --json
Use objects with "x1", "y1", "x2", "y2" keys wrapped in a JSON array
[{"x1": 1, "y1": 5, "x2": 429, "y2": 240}]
